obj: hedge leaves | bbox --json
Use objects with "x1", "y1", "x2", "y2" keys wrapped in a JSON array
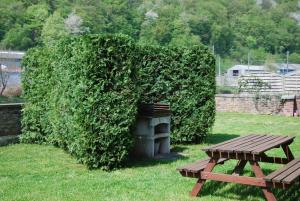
[{"x1": 21, "y1": 34, "x2": 215, "y2": 169}]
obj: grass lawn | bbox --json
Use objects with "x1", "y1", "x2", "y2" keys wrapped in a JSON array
[
  {"x1": 1, "y1": 112, "x2": 300, "y2": 201},
  {"x1": 0, "y1": 96, "x2": 23, "y2": 104}
]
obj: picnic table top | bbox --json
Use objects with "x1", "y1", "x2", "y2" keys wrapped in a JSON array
[{"x1": 202, "y1": 134, "x2": 295, "y2": 155}]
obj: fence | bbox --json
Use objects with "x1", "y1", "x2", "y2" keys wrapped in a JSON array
[{"x1": 239, "y1": 72, "x2": 300, "y2": 95}]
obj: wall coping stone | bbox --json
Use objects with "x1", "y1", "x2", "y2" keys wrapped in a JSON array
[
  {"x1": 216, "y1": 94, "x2": 300, "y2": 99},
  {"x1": 0, "y1": 135, "x2": 19, "y2": 146},
  {"x1": 0, "y1": 103, "x2": 24, "y2": 108},
  {"x1": 281, "y1": 95, "x2": 296, "y2": 100},
  {"x1": 215, "y1": 94, "x2": 256, "y2": 98}
]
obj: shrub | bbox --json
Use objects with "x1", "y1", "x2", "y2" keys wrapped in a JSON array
[
  {"x1": 137, "y1": 46, "x2": 215, "y2": 143},
  {"x1": 21, "y1": 34, "x2": 215, "y2": 169},
  {"x1": 22, "y1": 35, "x2": 139, "y2": 169},
  {"x1": 21, "y1": 47, "x2": 54, "y2": 143}
]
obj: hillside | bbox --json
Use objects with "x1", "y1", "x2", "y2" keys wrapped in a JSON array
[{"x1": 0, "y1": 0, "x2": 300, "y2": 64}]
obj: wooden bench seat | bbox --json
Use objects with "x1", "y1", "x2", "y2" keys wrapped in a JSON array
[
  {"x1": 265, "y1": 157, "x2": 300, "y2": 188},
  {"x1": 177, "y1": 158, "x2": 227, "y2": 178}
]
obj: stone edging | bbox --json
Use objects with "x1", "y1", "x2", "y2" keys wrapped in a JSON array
[{"x1": 0, "y1": 103, "x2": 23, "y2": 108}]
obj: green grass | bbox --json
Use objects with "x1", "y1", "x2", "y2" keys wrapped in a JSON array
[
  {"x1": 1, "y1": 112, "x2": 300, "y2": 201},
  {"x1": 216, "y1": 86, "x2": 239, "y2": 94},
  {"x1": 0, "y1": 96, "x2": 23, "y2": 104}
]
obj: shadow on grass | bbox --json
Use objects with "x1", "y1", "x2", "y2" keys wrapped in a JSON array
[
  {"x1": 126, "y1": 153, "x2": 186, "y2": 168},
  {"x1": 205, "y1": 133, "x2": 240, "y2": 145},
  {"x1": 200, "y1": 180, "x2": 300, "y2": 201},
  {"x1": 196, "y1": 167, "x2": 300, "y2": 201},
  {"x1": 126, "y1": 146, "x2": 188, "y2": 168},
  {"x1": 171, "y1": 145, "x2": 188, "y2": 153},
  {"x1": 125, "y1": 133, "x2": 241, "y2": 169}
]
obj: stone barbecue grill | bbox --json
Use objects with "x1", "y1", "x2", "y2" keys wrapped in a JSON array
[{"x1": 133, "y1": 103, "x2": 171, "y2": 157}]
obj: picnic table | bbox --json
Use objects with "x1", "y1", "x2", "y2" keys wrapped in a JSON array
[{"x1": 177, "y1": 134, "x2": 300, "y2": 201}]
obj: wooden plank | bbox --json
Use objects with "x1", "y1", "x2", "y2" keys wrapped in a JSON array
[
  {"x1": 177, "y1": 158, "x2": 227, "y2": 173},
  {"x1": 252, "y1": 136, "x2": 295, "y2": 154},
  {"x1": 177, "y1": 159, "x2": 210, "y2": 172},
  {"x1": 240, "y1": 135, "x2": 287, "y2": 154},
  {"x1": 250, "y1": 161, "x2": 278, "y2": 201},
  {"x1": 232, "y1": 160, "x2": 247, "y2": 176},
  {"x1": 282, "y1": 168, "x2": 300, "y2": 184},
  {"x1": 234, "y1": 135, "x2": 279, "y2": 153},
  {"x1": 200, "y1": 172, "x2": 268, "y2": 187},
  {"x1": 206, "y1": 152, "x2": 290, "y2": 165},
  {"x1": 265, "y1": 157, "x2": 300, "y2": 181},
  {"x1": 218, "y1": 135, "x2": 268, "y2": 153},
  {"x1": 214, "y1": 138, "x2": 258, "y2": 152},
  {"x1": 214, "y1": 135, "x2": 264, "y2": 153},
  {"x1": 190, "y1": 158, "x2": 217, "y2": 197},
  {"x1": 282, "y1": 144, "x2": 294, "y2": 161},
  {"x1": 272, "y1": 161, "x2": 300, "y2": 183},
  {"x1": 202, "y1": 135, "x2": 255, "y2": 151},
  {"x1": 213, "y1": 135, "x2": 258, "y2": 151},
  {"x1": 181, "y1": 161, "x2": 209, "y2": 173},
  {"x1": 202, "y1": 135, "x2": 254, "y2": 152}
]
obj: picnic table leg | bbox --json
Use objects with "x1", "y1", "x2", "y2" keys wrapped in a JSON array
[
  {"x1": 190, "y1": 158, "x2": 217, "y2": 197},
  {"x1": 250, "y1": 161, "x2": 277, "y2": 201},
  {"x1": 281, "y1": 144, "x2": 294, "y2": 161},
  {"x1": 232, "y1": 160, "x2": 247, "y2": 176}
]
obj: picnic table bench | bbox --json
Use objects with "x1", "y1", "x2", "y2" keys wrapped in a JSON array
[{"x1": 177, "y1": 134, "x2": 300, "y2": 201}]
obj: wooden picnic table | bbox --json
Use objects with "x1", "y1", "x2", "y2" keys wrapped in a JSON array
[{"x1": 178, "y1": 134, "x2": 300, "y2": 201}]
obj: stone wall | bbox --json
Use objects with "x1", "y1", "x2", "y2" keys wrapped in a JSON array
[
  {"x1": 216, "y1": 94, "x2": 300, "y2": 116},
  {"x1": 297, "y1": 96, "x2": 300, "y2": 114},
  {"x1": 0, "y1": 103, "x2": 22, "y2": 136}
]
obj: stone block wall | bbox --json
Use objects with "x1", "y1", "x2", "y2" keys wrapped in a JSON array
[
  {"x1": 0, "y1": 103, "x2": 22, "y2": 136},
  {"x1": 280, "y1": 99, "x2": 295, "y2": 116},
  {"x1": 215, "y1": 94, "x2": 282, "y2": 114},
  {"x1": 216, "y1": 94, "x2": 300, "y2": 116},
  {"x1": 296, "y1": 96, "x2": 300, "y2": 115}
]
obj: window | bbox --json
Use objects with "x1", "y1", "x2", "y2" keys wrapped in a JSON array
[{"x1": 233, "y1": 70, "x2": 239, "y2": 76}]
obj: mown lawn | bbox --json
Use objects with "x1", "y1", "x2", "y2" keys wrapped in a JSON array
[
  {"x1": 0, "y1": 112, "x2": 300, "y2": 201},
  {"x1": 0, "y1": 96, "x2": 23, "y2": 104}
]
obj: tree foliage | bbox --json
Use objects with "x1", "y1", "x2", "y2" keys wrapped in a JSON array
[
  {"x1": 1, "y1": 0, "x2": 300, "y2": 61},
  {"x1": 41, "y1": 11, "x2": 68, "y2": 46}
]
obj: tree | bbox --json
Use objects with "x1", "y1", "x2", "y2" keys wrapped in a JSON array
[
  {"x1": 24, "y1": 4, "x2": 50, "y2": 44},
  {"x1": 211, "y1": 24, "x2": 234, "y2": 56},
  {"x1": 0, "y1": 0, "x2": 300, "y2": 61},
  {"x1": 0, "y1": 0, "x2": 25, "y2": 41},
  {"x1": 169, "y1": 18, "x2": 201, "y2": 47},
  {"x1": 64, "y1": 12, "x2": 89, "y2": 35},
  {"x1": 0, "y1": 64, "x2": 9, "y2": 96},
  {"x1": 0, "y1": 24, "x2": 33, "y2": 50},
  {"x1": 41, "y1": 11, "x2": 68, "y2": 46},
  {"x1": 289, "y1": 52, "x2": 300, "y2": 63}
]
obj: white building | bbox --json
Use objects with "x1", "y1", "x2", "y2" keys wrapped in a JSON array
[
  {"x1": 0, "y1": 50, "x2": 25, "y2": 70},
  {"x1": 277, "y1": 64, "x2": 300, "y2": 75},
  {"x1": 227, "y1": 65, "x2": 265, "y2": 77}
]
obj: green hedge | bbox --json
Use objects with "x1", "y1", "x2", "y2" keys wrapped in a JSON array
[
  {"x1": 22, "y1": 35, "x2": 139, "y2": 169},
  {"x1": 21, "y1": 47, "x2": 54, "y2": 143},
  {"x1": 21, "y1": 34, "x2": 215, "y2": 169},
  {"x1": 137, "y1": 45, "x2": 216, "y2": 143}
]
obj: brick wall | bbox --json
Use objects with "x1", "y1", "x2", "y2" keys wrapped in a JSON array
[
  {"x1": 216, "y1": 94, "x2": 300, "y2": 116},
  {"x1": 0, "y1": 103, "x2": 22, "y2": 136},
  {"x1": 297, "y1": 96, "x2": 300, "y2": 115},
  {"x1": 280, "y1": 99, "x2": 295, "y2": 116}
]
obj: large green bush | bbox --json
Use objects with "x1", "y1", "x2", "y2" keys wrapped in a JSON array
[
  {"x1": 22, "y1": 35, "x2": 139, "y2": 169},
  {"x1": 21, "y1": 34, "x2": 215, "y2": 169},
  {"x1": 137, "y1": 46, "x2": 215, "y2": 143},
  {"x1": 21, "y1": 47, "x2": 54, "y2": 143}
]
